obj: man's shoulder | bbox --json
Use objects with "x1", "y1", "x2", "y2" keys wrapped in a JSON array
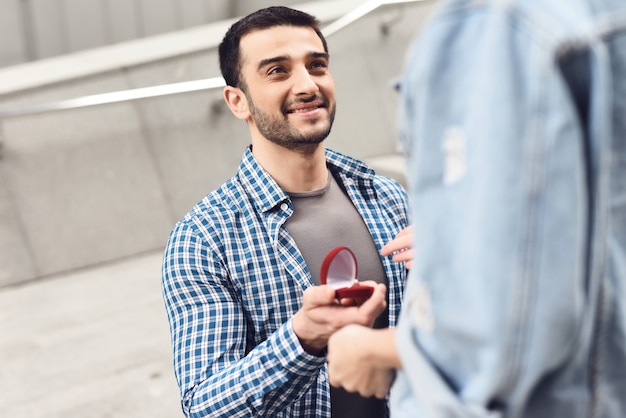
[
  {"x1": 175, "y1": 177, "x2": 252, "y2": 236},
  {"x1": 372, "y1": 173, "x2": 406, "y2": 195},
  {"x1": 326, "y1": 148, "x2": 407, "y2": 196},
  {"x1": 325, "y1": 148, "x2": 370, "y2": 174}
]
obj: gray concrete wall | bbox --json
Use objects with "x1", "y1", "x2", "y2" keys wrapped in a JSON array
[
  {"x1": 0, "y1": 0, "x2": 436, "y2": 287},
  {"x1": 0, "y1": 0, "x2": 26, "y2": 67},
  {"x1": 0, "y1": 0, "x2": 306, "y2": 67}
]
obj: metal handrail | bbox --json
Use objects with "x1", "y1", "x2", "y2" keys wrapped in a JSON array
[
  {"x1": 322, "y1": 0, "x2": 424, "y2": 36},
  {"x1": 0, "y1": 0, "x2": 427, "y2": 120},
  {"x1": 0, "y1": 78, "x2": 227, "y2": 119}
]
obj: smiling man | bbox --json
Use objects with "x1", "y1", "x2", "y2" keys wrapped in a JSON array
[{"x1": 161, "y1": 6, "x2": 409, "y2": 418}]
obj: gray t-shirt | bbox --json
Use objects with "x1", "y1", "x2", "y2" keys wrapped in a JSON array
[{"x1": 285, "y1": 169, "x2": 388, "y2": 418}]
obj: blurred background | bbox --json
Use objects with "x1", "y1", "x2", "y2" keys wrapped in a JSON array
[{"x1": 0, "y1": 0, "x2": 435, "y2": 416}]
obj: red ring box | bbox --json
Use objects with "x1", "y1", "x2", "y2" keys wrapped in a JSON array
[{"x1": 320, "y1": 246, "x2": 374, "y2": 299}]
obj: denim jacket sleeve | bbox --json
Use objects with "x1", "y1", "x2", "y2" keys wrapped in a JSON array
[{"x1": 392, "y1": 0, "x2": 626, "y2": 416}]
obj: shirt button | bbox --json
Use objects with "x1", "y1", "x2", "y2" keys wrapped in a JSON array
[{"x1": 280, "y1": 203, "x2": 289, "y2": 211}]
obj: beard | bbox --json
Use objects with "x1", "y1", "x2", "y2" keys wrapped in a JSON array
[{"x1": 246, "y1": 93, "x2": 336, "y2": 154}]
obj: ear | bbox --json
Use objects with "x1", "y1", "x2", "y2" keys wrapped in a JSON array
[{"x1": 223, "y1": 86, "x2": 250, "y2": 121}]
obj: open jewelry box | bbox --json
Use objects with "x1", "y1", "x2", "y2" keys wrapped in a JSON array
[{"x1": 320, "y1": 246, "x2": 374, "y2": 299}]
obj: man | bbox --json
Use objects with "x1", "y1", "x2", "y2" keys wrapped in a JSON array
[
  {"x1": 161, "y1": 6, "x2": 409, "y2": 418},
  {"x1": 328, "y1": 0, "x2": 626, "y2": 416}
]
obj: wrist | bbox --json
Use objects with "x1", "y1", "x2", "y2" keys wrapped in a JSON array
[
  {"x1": 368, "y1": 328, "x2": 401, "y2": 369},
  {"x1": 292, "y1": 311, "x2": 327, "y2": 355}
]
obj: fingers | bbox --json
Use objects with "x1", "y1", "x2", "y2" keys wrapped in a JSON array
[
  {"x1": 391, "y1": 249, "x2": 415, "y2": 263},
  {"x1": 294, "y1": 283, "x2": 385, "y2": 353},
  {"x1": 302, "y1": 284, "x2": 338, "y2": 308},
  {"x1": 355, "y1": 283, "x2": 387, "y2": 323},
  {"x1": 381, "y1": 225, "x2": 413, "y2": 256},
  {"x1": 333, "y1": 283, "x2": 387, "y2": 325},
  {"x1": 337, "y1": 281, "x2": 384, "y2": 306},
  {"x1": 382, "y1": 226, "x2": 414, "y2": 270}
]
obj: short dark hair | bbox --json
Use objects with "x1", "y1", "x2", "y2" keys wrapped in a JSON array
[{"x1": 218, "y1": 6, "x2": 328, "y2": 88}]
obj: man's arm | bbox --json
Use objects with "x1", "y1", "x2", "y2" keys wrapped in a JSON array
[{"x1": 162, "y1": 221, "x2": 323, "y2": 417}]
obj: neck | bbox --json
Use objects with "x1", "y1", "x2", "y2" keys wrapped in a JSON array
[{"x1": 251, "y1": 141, "x2": 328, "y2": 193}]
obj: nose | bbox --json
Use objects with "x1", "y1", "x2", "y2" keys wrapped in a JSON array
[{"x1": 291, "y1": 67, "x2": 319, "y2": 96}]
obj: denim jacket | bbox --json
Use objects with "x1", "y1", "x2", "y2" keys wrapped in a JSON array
[{"x1": 392, "y1": 0, "x2": 626, "y2": 416}]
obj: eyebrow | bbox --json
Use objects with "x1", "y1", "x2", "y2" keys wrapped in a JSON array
[{"x1": 257, "y1": 51, "x2": 329, "y2": 72}]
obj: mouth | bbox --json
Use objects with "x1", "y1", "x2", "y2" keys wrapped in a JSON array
[{"x1": 285, "y1": 99, "x2": 326, "y2": 115}]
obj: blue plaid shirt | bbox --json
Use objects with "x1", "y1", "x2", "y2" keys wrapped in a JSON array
[{"x1": 162, "y1": 147, "x2": 409, "y2": 417}]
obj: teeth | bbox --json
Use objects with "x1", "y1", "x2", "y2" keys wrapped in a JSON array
[{"x1": 293, "y1": 107, "x2": 317, "y2": 113}]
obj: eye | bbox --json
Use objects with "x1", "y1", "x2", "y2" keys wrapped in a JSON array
[
  {"x1": 310, "y1": 60, "x2": 328, "y2": 70},
  {"x1": 268, "y1": 66, "x2": 287, "y2": 75}
]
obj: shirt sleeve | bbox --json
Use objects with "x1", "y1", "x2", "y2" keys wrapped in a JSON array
[{"x1": 161, "y1": 220, "x2": 326, "y2": 417}]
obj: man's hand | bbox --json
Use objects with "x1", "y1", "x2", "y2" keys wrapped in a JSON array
[
  {"x1": 382, "y1": 225, "x2": 414, "y2": 270},
  {"x1": 292, "y1": 282, "x2": 386, "y2": 354},
  {"x1": 327, "y1": 325, "x2": 399, "y2": 399}
]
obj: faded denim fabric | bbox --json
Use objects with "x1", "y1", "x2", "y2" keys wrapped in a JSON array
[{"x1": 392, "y1": 0, "x2": 626, "y2": 416}]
